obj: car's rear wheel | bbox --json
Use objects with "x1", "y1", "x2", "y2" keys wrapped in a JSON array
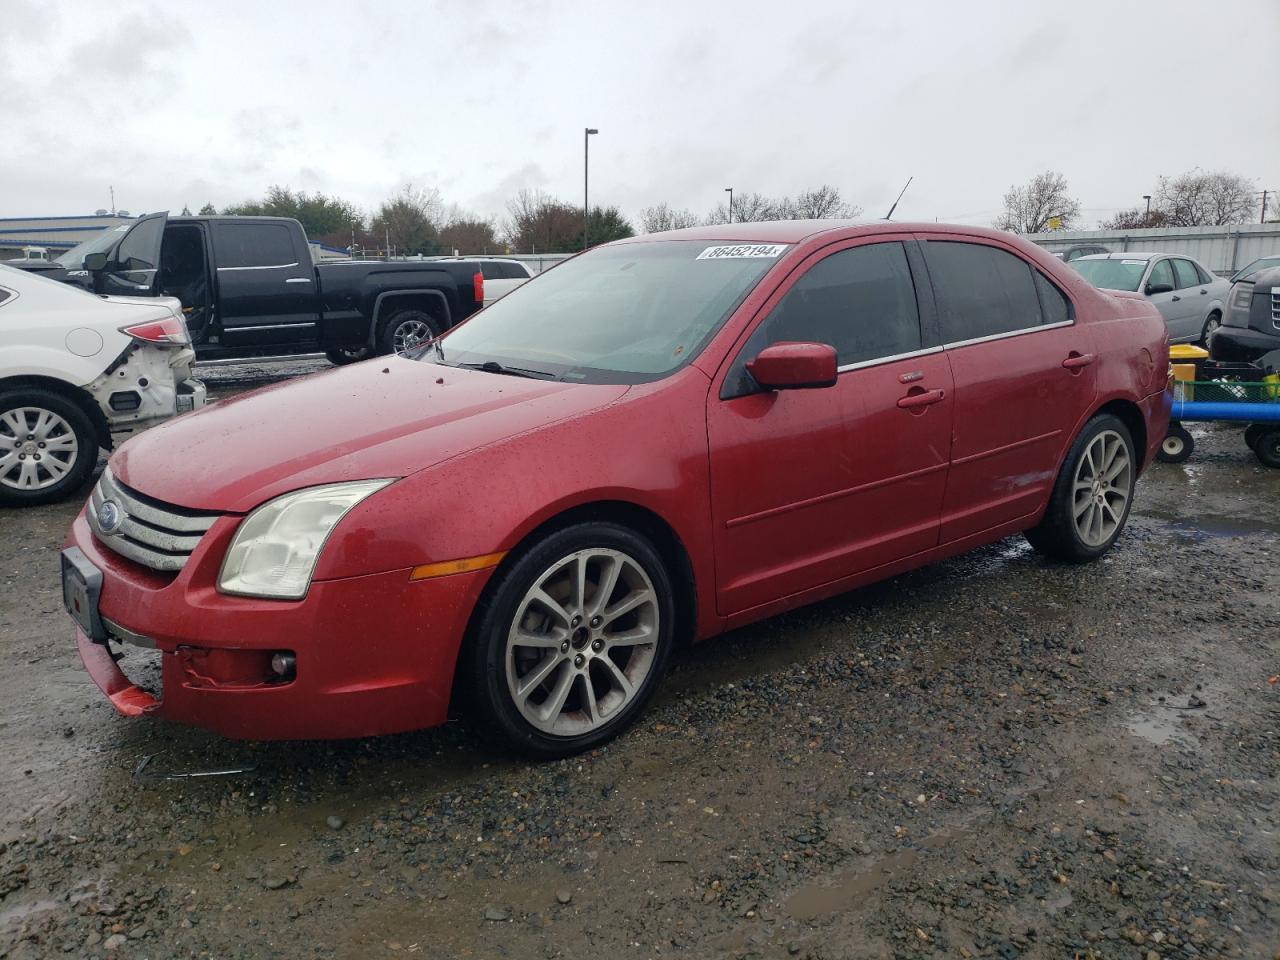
[
  {"x1": 378, "y1": 309, "x2": 441, "y2": 355},
  {"x1": 1200, "y1": 311, "x2": 1222, "y2": 346},
  {"x1": 325, "y1": 345, "x2": 372, "y2": 365},
  {"x1": 0, "y1": 389, "x2": 98, "y2": 507},
  {"x1": 1025, "y1": 414, "x2": 1136, "y2": 562},
  {"x1": 469, "y1": 522, "x2": 675, "y2": 758}
]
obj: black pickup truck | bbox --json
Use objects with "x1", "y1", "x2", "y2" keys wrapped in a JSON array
[{"x1": 42, "y1": 213, "x2": 490, "y2": 363}]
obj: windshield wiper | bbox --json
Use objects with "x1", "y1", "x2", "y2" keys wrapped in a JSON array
[{"x1": 458, "y1": 360, "x2": 556, "y2": 380}]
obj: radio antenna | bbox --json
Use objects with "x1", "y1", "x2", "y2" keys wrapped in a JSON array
[{"x1": 884, "y1": 177, "x2": 913, "y2": 220}]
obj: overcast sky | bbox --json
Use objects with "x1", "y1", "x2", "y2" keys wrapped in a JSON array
[{"x1": 3, "y1": 0, "x2": 1277, "y2": 229}]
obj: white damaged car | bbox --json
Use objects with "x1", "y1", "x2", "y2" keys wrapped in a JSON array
[{"x1": 0, "y1": 263, "x2": 205, "y2": 507}]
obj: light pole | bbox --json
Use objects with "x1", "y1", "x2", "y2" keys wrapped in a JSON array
[
  {"x1": 725, "y1": 187, "x2": 733, "y2": 224},
  {"x1": 584, "y1": 127, "x2": 598, "y2": 251},
  {"x1": 1142, "y1": 194, "x2": 1152, "y2": 222}
]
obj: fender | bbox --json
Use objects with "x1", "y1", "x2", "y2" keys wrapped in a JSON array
[{"x1": 367, "y1": 289, "x2": 454, "y2": 349}]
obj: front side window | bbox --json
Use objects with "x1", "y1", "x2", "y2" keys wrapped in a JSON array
[
  {"x1": 214, "y1": 223, "x2": 297, "y2": 269},
  {"x1": 1172, "y1": 259, "x2": 1201, "y2": 290},
  {"x1": 926, "y1": 241, "x2": 1043, "y2": 343},
  {"x1": 1147, "y1": 259, "x2": 1175, "y2": 291},
  {"x1": 747, "y1": 242, "x2": 922, "y2": 366},
  {"x1": 115, "y1": 217, "x2": 164, "y2": 271},
  {"x1": 432, "y1": 240, "x2": 781, "y2": 384}
]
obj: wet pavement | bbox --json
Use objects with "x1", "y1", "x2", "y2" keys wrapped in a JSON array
[{"x1": 1, "y1": 368, "x2": 1277, "y2": 959}]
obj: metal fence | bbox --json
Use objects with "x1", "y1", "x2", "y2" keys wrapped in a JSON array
[{"x1": 1023, "y1": 223, "x2": 1280, "y2": 276}]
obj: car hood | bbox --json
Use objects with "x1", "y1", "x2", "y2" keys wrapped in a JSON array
[{"x1": 112, "y1": 357, "x2": 629, "y2": 513}]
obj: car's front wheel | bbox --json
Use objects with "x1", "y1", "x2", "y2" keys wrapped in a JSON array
[
  {"x1": 1025, "y1": 413, "x2": 1136, "y2": 562},
  {"x1": 0, "y1": 388, "x2": 98, "y2": 507},
  {"x1": 469, "y1": 522, "x2": 676, "y2": 758}
]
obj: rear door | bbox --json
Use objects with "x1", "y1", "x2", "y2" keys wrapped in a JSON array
[
  {"x1": 1170, "y1": 258, "x2": 1211, "y2": 340},
  {"x1": 918, "y1": 235, "x2": 1096, "y2": 543},
  {"x1": 707, "y1": 238, "x2": 953, "y2": 615},
  {"x1": 97, "y1": 213, "x2": 167, "y2": 297},
  {"x1": 210, "y1": 220, "x2": 318, "y2": 347}
]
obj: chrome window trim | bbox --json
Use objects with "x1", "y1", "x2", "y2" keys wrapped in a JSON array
[
  {"x1": 942, "y1": 318, "x2": 1074, "y2": 351},
  {"x1": 836, "y1": 345, "x2": 943, "y2": 374},
  {"x1": 216, "y1": 262, "x2": 300, "y2": 271},
  {"x1": 228, "y1": 322, "x2": 317, "y2": 332}
]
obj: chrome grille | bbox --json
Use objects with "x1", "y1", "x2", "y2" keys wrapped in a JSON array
[
  {"x1": 88, "y1": 469, "x2": 220, "y2": 572},
  {"x1": 1271, "y1": 290, "x2": 1279, "y2": 328}
]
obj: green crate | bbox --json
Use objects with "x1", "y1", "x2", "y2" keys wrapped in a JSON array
[{"x1": 1173, "y1": 380, "x2": 1280, "y2": 403}]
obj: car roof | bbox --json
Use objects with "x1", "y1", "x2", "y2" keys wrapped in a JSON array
[{"x1": 614, "y1": 219, "x2": 1026, "y2": 245}]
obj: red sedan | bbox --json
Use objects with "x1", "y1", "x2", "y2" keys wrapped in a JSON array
[{"x1": 63, "y1": 222, "x2": 1171, "y2": 757}]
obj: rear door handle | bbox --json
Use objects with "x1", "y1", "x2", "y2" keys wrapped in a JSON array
[
  {"x1": 1171, "y1": 295, "x2": 1181, "y2": 302},
  {"x1": 897, "y1": 388, "x2": 945, "y2": 409},
  {"x1": 1062, "y1": 353, "x2": 1096, "y2": 370}
]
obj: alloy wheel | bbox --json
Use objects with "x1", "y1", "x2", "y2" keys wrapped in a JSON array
[
  {"x1": 0, "y1": 407, "x2": 80, "y2": 491},
  {"x1": 1072, "y1": 429, "x2": 1131, "y2": 547},
  {"x1": 505, "y1": 548, "x2": 660, "y2": 737},
  {"x1": 392, "y1": 318, "x2": 433, "y2": 353}
]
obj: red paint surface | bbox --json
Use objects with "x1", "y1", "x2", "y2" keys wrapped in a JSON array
[{"x1": 70, "y1": 221, "x2": 1170, "y2": 740}]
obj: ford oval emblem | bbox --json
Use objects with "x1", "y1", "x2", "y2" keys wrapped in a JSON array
[{"x1": 97, "y1": 499, "x2": 125, "y2": 535}]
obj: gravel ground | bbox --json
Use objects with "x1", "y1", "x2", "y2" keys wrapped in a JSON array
[{"x1": 1, "y1": 367, "x2": 1276, "y2": 959}]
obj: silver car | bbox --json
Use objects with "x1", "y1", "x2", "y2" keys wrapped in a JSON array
[{"x1": 1070, "y1": 252, "x2": 1229, "y2": 344}]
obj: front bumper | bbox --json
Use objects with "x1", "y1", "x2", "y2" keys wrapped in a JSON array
[{"x1": 68, "y1": 508, "x2": 492, "y2": 740}]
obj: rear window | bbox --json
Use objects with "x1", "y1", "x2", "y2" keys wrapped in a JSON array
[
  {"x1": 482, "y1": 261, "x2": 528, "y2": 280},
  {"x1": 926, "y1": 241, "x2": 1045, "y2": 343},
  {"x1": 213, "y1": 223, "x2": 297, "y2": 269}
]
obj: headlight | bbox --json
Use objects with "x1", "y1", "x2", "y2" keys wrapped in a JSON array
[
  {"x1": 218, "y1": 479, "x2": 394, "y2": 600},
  {"x1": 1231, "y1": 283, "x2": 1254, "y2": 312}
]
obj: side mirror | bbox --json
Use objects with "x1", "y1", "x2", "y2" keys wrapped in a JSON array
[
  {"x1": 746, "y1": 341, "x2": 838, "y2": 391},
  {"x1": 1145, "y1": 282, "x2": 1173, "y2": 295},
  {"x1": 83, "y1": 252, "x2": 108, "y2": 271}
]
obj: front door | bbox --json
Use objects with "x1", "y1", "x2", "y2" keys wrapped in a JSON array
[
  {"x1": 210, "y1": 219, "x2": 318, "y2": 348},
  {"x1": 916, "y1": 235, "x2": 1097, "y2": 542},
  {"x1": 707, "y1": 238, "x2": 953, "y2": 616}
]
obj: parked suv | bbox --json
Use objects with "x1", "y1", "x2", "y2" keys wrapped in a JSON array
[
  {"x1": 63, "y1": 222, "x2": 1169, "y2": 757},
  {"x1": 1211, "y1": 265, "x2": 1280, "y2": 363}
]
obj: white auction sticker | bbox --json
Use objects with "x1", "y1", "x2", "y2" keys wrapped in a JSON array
[
  {"x1": 696, "y1": 244, "x2": 789, "y2": 260},
  {"x1": 1121, "y1": 259, "x2": 1146, "y2": 265}
]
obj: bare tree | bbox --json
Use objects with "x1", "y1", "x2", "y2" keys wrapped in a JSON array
[
  {"x1": 1098, "y1": 207, "x2": 1171, "y2": 230},
  {"x1": 1154, "y1": 169, "x2": 1257, "y2": 226},
  {"x1": 792, "y1": 185, "x2": 861, "y2": 219},
  {"x1": 370, "y1": 184, "x2": 444, "y2": 255},
  {"x1": 995, "y1": 171, "x2": 1081, "y2": 233},
  {"x1": 639, "y1": 203, "x2": 701, "y2": 233}
]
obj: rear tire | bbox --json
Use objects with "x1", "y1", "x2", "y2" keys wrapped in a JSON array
[
  {"x1": 0, "y1": 388, "x2": 98, "y2": 507},
  {"x1": 1254, "y1": 429, "x2": 1280, "y2": 468},
  {"x1": 1200, "y1": 311, "x2": 1221, "y2": 346},
  {"x1": 1156, "y1": 424, "x2": 1194, "y2": 464},
  {"x1": 326, "y1": 345, "x2": 372, "y2": 365},
  {"x1": 1025, "y1": 413, "x2": 1136, "y2": 563},
  {"x1": 467, "y1": 522, "x2": 676, "y2": 759},
  {"x1": 378, "y1": 309, "x2": 441, "y2": 356}
]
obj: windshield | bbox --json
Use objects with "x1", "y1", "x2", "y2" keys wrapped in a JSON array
[
  {"x1": 54, "y1": 223, "x2": 131, "y2": 268},
  {"x1": 1070, "y1": 257, "x2": 1147, "y2": 292},
  {"x1": 426, "y1": 240, "x2": 786, "y2": 384},
  {"x1": 1231, "y1": 257, "x2": 1280, "y2": 282}
]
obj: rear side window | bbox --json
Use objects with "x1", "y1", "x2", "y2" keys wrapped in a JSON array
[
  {"x1": 926, "y1": 241, "x2": 1043, "y2": 343},
  {"x1": 0, "y1": 288, "x2": 11, "y2": 306},
  {"x1": 1034, "y1": 271, "x2": 1073, "y2": 326},
  {"x1": 214, "y1": 223, "x2": 297, "y2": 269},
  {"x1": 1172, "y1": 259, "x2": 1201, "y2": 290},
  {"x1": 1193, "y1": 261, "x2": 1213, "y2": 284},
  {"x1": 750, "y1": 241, "x2": 922, "y2": 367}
]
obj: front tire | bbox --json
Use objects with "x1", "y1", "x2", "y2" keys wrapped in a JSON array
[
  {"x1": 1025, "y1": 414, "x2": 1136, "y2": 562},
  {"x1": 1200, "y1": 311, "x2": 1221, "y2": 346},
  {"x1": 378, "y1": 309, "x2": 441, "y2": 355},
  {"x1": 468, "y1": 522, "x2": 676, "y2": 758},
  {"x1": 326, "y1": 345, "x2": 372, "y2": 365},
  {"x1": 0, "y1": 389, "x2": 98, "y2": 507}
]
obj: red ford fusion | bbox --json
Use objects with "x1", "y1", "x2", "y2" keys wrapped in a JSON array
[{"x1": 63, "y1": 221, "x2": 1170, "y2": 757}]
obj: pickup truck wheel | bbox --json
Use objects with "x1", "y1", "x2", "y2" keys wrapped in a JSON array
[
  {"x1": 0, "y1": 389, "x2": 98, "y2": 507},
  {"x1": 325, "y1": 346, "x2": 372, "y2": 365},
  {"x1": 380, "y1": 309, "x2": 441, "y2": 355}
]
